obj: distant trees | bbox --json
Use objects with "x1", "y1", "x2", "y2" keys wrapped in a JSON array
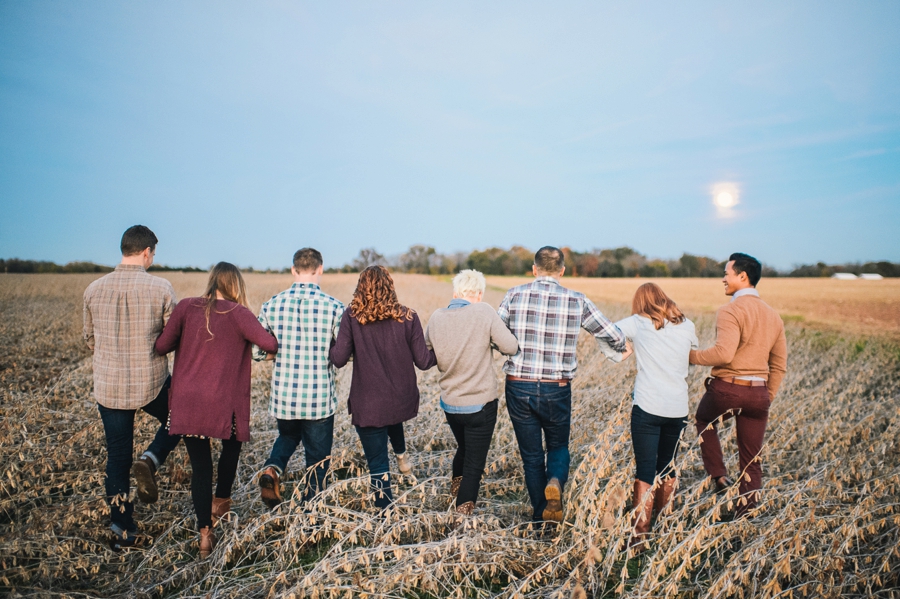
[
  {"x1": 0, "y1": 259, "x2": 113, "y2": 274},
  {"x1": 788, "y1": 260, "x2": 900, "y2": 277}
]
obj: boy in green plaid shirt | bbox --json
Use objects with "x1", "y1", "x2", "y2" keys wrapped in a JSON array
[{"x1": 255, "y1": 248, "x2": 344, "y2": 508}]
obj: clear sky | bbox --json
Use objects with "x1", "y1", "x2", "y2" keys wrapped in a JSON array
[{"x1": 1, "y1": 2, "x2": 898, "y2": 270}]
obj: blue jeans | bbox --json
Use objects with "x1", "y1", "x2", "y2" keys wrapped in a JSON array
[
  {"x1": 505, "y1": 380, "x2": 572, "y2": 521},
  {"x1": 264, "y1": 415, "x2": 335, "y2": 502},
  {"x1": 354, "y1": 423, "x2": 406, "y2": 508},
  {"x1": 630, "y1": 404, "x2": 687, "y2": 485},
  {"x1": 96, "y1": 376, "x2": 181, "y2": 533}
]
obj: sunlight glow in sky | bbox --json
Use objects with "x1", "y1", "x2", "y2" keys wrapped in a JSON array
[{"x1": 1, "y1": 2, "x2": 898, "y2": 270}]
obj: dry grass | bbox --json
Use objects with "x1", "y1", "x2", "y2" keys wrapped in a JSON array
[
  {"x1": 486, "y1": 277, "x2": 900, "y2": 339},
  {"x1": 1, "y1": 273, "x2": 898, "y2": 598}
]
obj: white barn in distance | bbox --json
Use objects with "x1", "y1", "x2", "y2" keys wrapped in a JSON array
[
  {"x1": 859, "y1": 273, "x2": 884, "y2": 280},
  {"x1": 831, "y1": 273, "x2": 858, "y2": 280}
]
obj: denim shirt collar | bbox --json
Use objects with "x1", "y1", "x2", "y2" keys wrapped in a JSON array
[{"x1": 448, "y1": 298, "x2": 471, "y2": 310}]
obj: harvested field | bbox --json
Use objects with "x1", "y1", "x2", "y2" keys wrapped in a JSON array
[
  {"x1": 1, "y1": 273, "x2": 899, "y2": 598},
  {"x1": 486, "y1": 277, "x2": 900, "y2": 339}
]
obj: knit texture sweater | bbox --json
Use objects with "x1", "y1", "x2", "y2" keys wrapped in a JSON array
[
  {"x1": 425, "y1": 302, "x2": 519, "y2": 407},
  {"x1": 690, "y1": 294, "x2": 788, "y2": 397}
]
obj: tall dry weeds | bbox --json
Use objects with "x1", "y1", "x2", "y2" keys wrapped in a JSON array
[{"x1": 0, "y1": 273, "x2": 898, "y2": 598}]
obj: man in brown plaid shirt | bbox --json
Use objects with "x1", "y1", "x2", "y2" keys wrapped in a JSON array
[{"x1": 83, "y1": 225, "x2": 181, "y2": 549}]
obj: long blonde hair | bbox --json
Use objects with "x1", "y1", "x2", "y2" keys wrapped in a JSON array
[
  {"x1": 201, "y1": 262, "x2": 249, "y2": 338},
  {"x1": 631, "y1": 282, "x2": 685, "y2": 330}
]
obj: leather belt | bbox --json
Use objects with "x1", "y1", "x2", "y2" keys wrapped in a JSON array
[
  {"x1": 713, "y1": 376, "x2": 767, "y2": 387},
  {"x1": 506, "y1": 375, "x2": 569, "y2": 386}
]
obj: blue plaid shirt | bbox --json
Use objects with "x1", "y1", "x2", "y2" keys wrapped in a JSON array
[
  {"x1": 498, "y1": 277, "x2": 626, "y2": 380},
  {"x1": 254, "y1": 283, "x2": 344, "y2": 420}
]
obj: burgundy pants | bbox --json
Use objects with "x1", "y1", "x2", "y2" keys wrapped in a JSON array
[{"x1": 695, "y1": 378, "x2": 770, "y2": 516}]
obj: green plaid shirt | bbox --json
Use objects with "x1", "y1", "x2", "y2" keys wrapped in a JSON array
[{"x1": 254, "y1": 283, "x2": 344, "y2": 420}]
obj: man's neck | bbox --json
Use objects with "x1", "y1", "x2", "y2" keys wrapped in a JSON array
[
  {"x1": 294, "y1": 275, "x2": 319, "y2": 285},
  {"x1": 120, "y1": 256, "x2": 145, "y2": 267}
]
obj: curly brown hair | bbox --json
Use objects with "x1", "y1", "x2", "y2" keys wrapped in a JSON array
[{"x1": 349, "y1": 266, "x2": 414, "y2": 325}]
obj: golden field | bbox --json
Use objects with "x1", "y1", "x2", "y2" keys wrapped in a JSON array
[
  {"x1": 1, "y1": 273, "x2": 898, "y2": 598},
  {"x1": 486, "y1": 276, "x2": 900, "y2": 339}
]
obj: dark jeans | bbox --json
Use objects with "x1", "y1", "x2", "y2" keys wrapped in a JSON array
[
  {"x1": 354, "y1": 423, "x2": 407, "y2": 508},
  {"x1": 505, "y1": 380, "x2": 572, "y2": 521},
  {"x1": 96, "y1": 376, "x2": 181, "y2": 532},
  {"x1": 264, "y1": 415, "x2": 335, "y2": 501},
  {"x1": 630, "y1": 404, "x2": 687, "y2": 485},
  {"x1": 445, "y1": 399, "x2": 499, "y2": 507},
  {"x1": 183, "y1": 435, "x2": 242, "y2": 529},
  {"x1": 695, "y1": 378, "x2": 770, "y2": 516}
]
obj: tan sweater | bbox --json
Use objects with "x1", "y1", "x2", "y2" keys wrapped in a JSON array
[
  {"x1": 690, "y1": 294, "x2": 788, "y2": 397},
  {"x1": 424, "y1": 302, "x2": 519, "y2": 407}
]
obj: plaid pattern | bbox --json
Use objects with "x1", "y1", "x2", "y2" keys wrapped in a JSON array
[
  {"x1": 498, "y1": 277, "x2": 626, "y2": 380},
  {"x1": 255, "y1": 283, "x2": 344, "y2": 420},
  {"x1": 83, "y1": 265, "x2": 177, "y2": 409}
]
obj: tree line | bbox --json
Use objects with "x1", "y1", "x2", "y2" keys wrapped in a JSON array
[{"x1": 3, "y1": 252, "x2": 898, "y2": 277}]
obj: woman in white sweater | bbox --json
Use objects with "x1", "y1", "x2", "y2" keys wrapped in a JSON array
[{"x1": 608, "y1": 283, "x2": 698, "y2": 550}]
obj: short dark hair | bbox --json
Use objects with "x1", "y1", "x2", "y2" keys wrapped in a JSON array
[
  {"x1": 729, "y1": 252, "x2": 762, "y2": 286},
  {"x1": 293, "y1": 248, "x2": 323, "y2": 273},
  {"x1": 534, "y1": 246, "x2": 565, "y2": 274},
  {"x1": 121, "y1": 225, "x2": 158, "y2": 256}
]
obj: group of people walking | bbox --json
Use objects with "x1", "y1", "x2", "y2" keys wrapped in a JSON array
[{"x1": 83, "y1": 225, "x2": 787, "y2": 558}]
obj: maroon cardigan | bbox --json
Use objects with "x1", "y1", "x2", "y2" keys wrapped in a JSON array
[
  {"x1": 329, "y1": 310, "x2": 436, "y2": 428},
  {"x1": 155, "y1": 298, "x2": 278, "y2": 441}
]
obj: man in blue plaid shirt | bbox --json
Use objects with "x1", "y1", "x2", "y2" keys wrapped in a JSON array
[
  {"x1": 255, "y1": 248, "x2": 344, "y2": 508},
  {"x1": 499, "y1": 246, "x2": 628, "y2": 523}
]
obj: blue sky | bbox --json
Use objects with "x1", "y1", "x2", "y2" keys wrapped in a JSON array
[{"x1": 1, "y1": 2, "x2": 898, "y2": 270}]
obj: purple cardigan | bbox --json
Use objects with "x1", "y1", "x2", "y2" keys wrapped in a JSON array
[
  {"x1": 329, "y1": 310, "x2": 436, "y2": 428},
  {"x1": 155, "y1": 298, "x2": 278, "y2": 441}
]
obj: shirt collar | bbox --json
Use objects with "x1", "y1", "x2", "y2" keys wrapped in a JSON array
[
  {"x1": 731, "y1": 287, "x2": 760, "y2": 302},
  {"x1": 534, "y1": 276, "x2": 561, "y2": 286},
  {"x1": 115, "y1": 264, "x2": 146, "y2": 272},
  {"x1": 291, "y1": 282, "x2": 321, "y2": 291},
  {"x1": 447, "y1": 298, "x2": 471, "y2": 309}
]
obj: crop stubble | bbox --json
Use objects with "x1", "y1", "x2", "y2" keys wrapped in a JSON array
[{"x1": 0, "y1": 273, "x2": 898, "y2": 598}]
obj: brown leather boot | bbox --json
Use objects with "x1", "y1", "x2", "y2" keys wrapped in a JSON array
[
  {"x1": 211, "y1": 497, "x2": 232, "y2": 526},
  {"x1": 542, "y1": 478, "x2": 564, "y2": 523},
  {"x1": 629, "y1": 480, "x2": 653, "y2": 552},
  {"x1": 450, "y1": 476, "x2": 463, "y2": 498},
  {"x1": 199, "y1": 526, "x2": 216, "y2": 559},
  {"x1": 653, "y1": 477, "x2": 677, "y2": 520},
  {"x1": 259, "y1": 467, "x2": 282, "y2": 509}
]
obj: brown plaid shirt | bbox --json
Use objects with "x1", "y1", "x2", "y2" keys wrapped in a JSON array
[{"x1": 83, "y1": 264, "x2": 177, "y2": 409}]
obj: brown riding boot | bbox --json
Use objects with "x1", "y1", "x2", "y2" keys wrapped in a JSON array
[
  {"x1": 450, "y1": 476, "x2": 463, "y2": 498},
  {"x1": 211, "y1": 497, "x2": 232, "y2": 526},
  {"x1": 653, "y1": 477, "x2": 677, "y2": 520},
  {"x1": 259, "y1": 467, "x2": 282, "y2": 509},
  {"x1": 199, "y1": 526, "x2": 216, "y2": 559},
  {"x1": 629, "y1": 480, "x2": 654, "y2": 552}
]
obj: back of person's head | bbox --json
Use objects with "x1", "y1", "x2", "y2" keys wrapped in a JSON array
[
  {"x1": 293, "y1": 248, "x2": 323, "y2": 273},
  {"x1": 632, "y1": 282, "x2": 685, "y2": 330},
  {"x1": 452, "y1": 269, "x2": 486, "y2": 298},
  {"x1": 534, "y1": 246, "x2": 565, "y2": 275},
  {"x1": 121, "y1": 225, "x2": 158, "y2": 256},
  {"x1": 200, "y1": 262, "x2": 248, "y2": 338},
  {"x1": 350, "y1": 265, "x2": 412, "y2": 325},
  {"x1": 729, "y1": 252, "x2": 762, "y2": 286}
]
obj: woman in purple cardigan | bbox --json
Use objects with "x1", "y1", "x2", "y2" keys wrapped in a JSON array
[
  {"x1": 329, "y1": 266, "x2": 436, "y2": 510},
  {"x1": 155, "y1": 262, "x2": 277, "y2": 559}
]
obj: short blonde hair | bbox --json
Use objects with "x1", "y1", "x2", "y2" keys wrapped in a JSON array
[{"x1": 452, "y1": 269, "x2": 486, "y2": 298}]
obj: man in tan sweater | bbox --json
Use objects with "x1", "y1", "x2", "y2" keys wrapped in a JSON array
[{"x1": 690, "y1": 252, "x2": 787, "y2": 517}]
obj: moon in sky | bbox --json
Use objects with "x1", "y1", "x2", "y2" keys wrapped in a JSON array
[{"x1": 714, "y1": 191, "x2": 736, "y2": 208}]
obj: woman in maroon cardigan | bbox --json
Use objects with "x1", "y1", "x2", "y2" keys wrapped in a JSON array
[
  {"x1": 155, "y1": 262, "x2": 277, "y2": 558},
  {"x1": 329, "y1": 266, "x2": 436, "y2": 510}
]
